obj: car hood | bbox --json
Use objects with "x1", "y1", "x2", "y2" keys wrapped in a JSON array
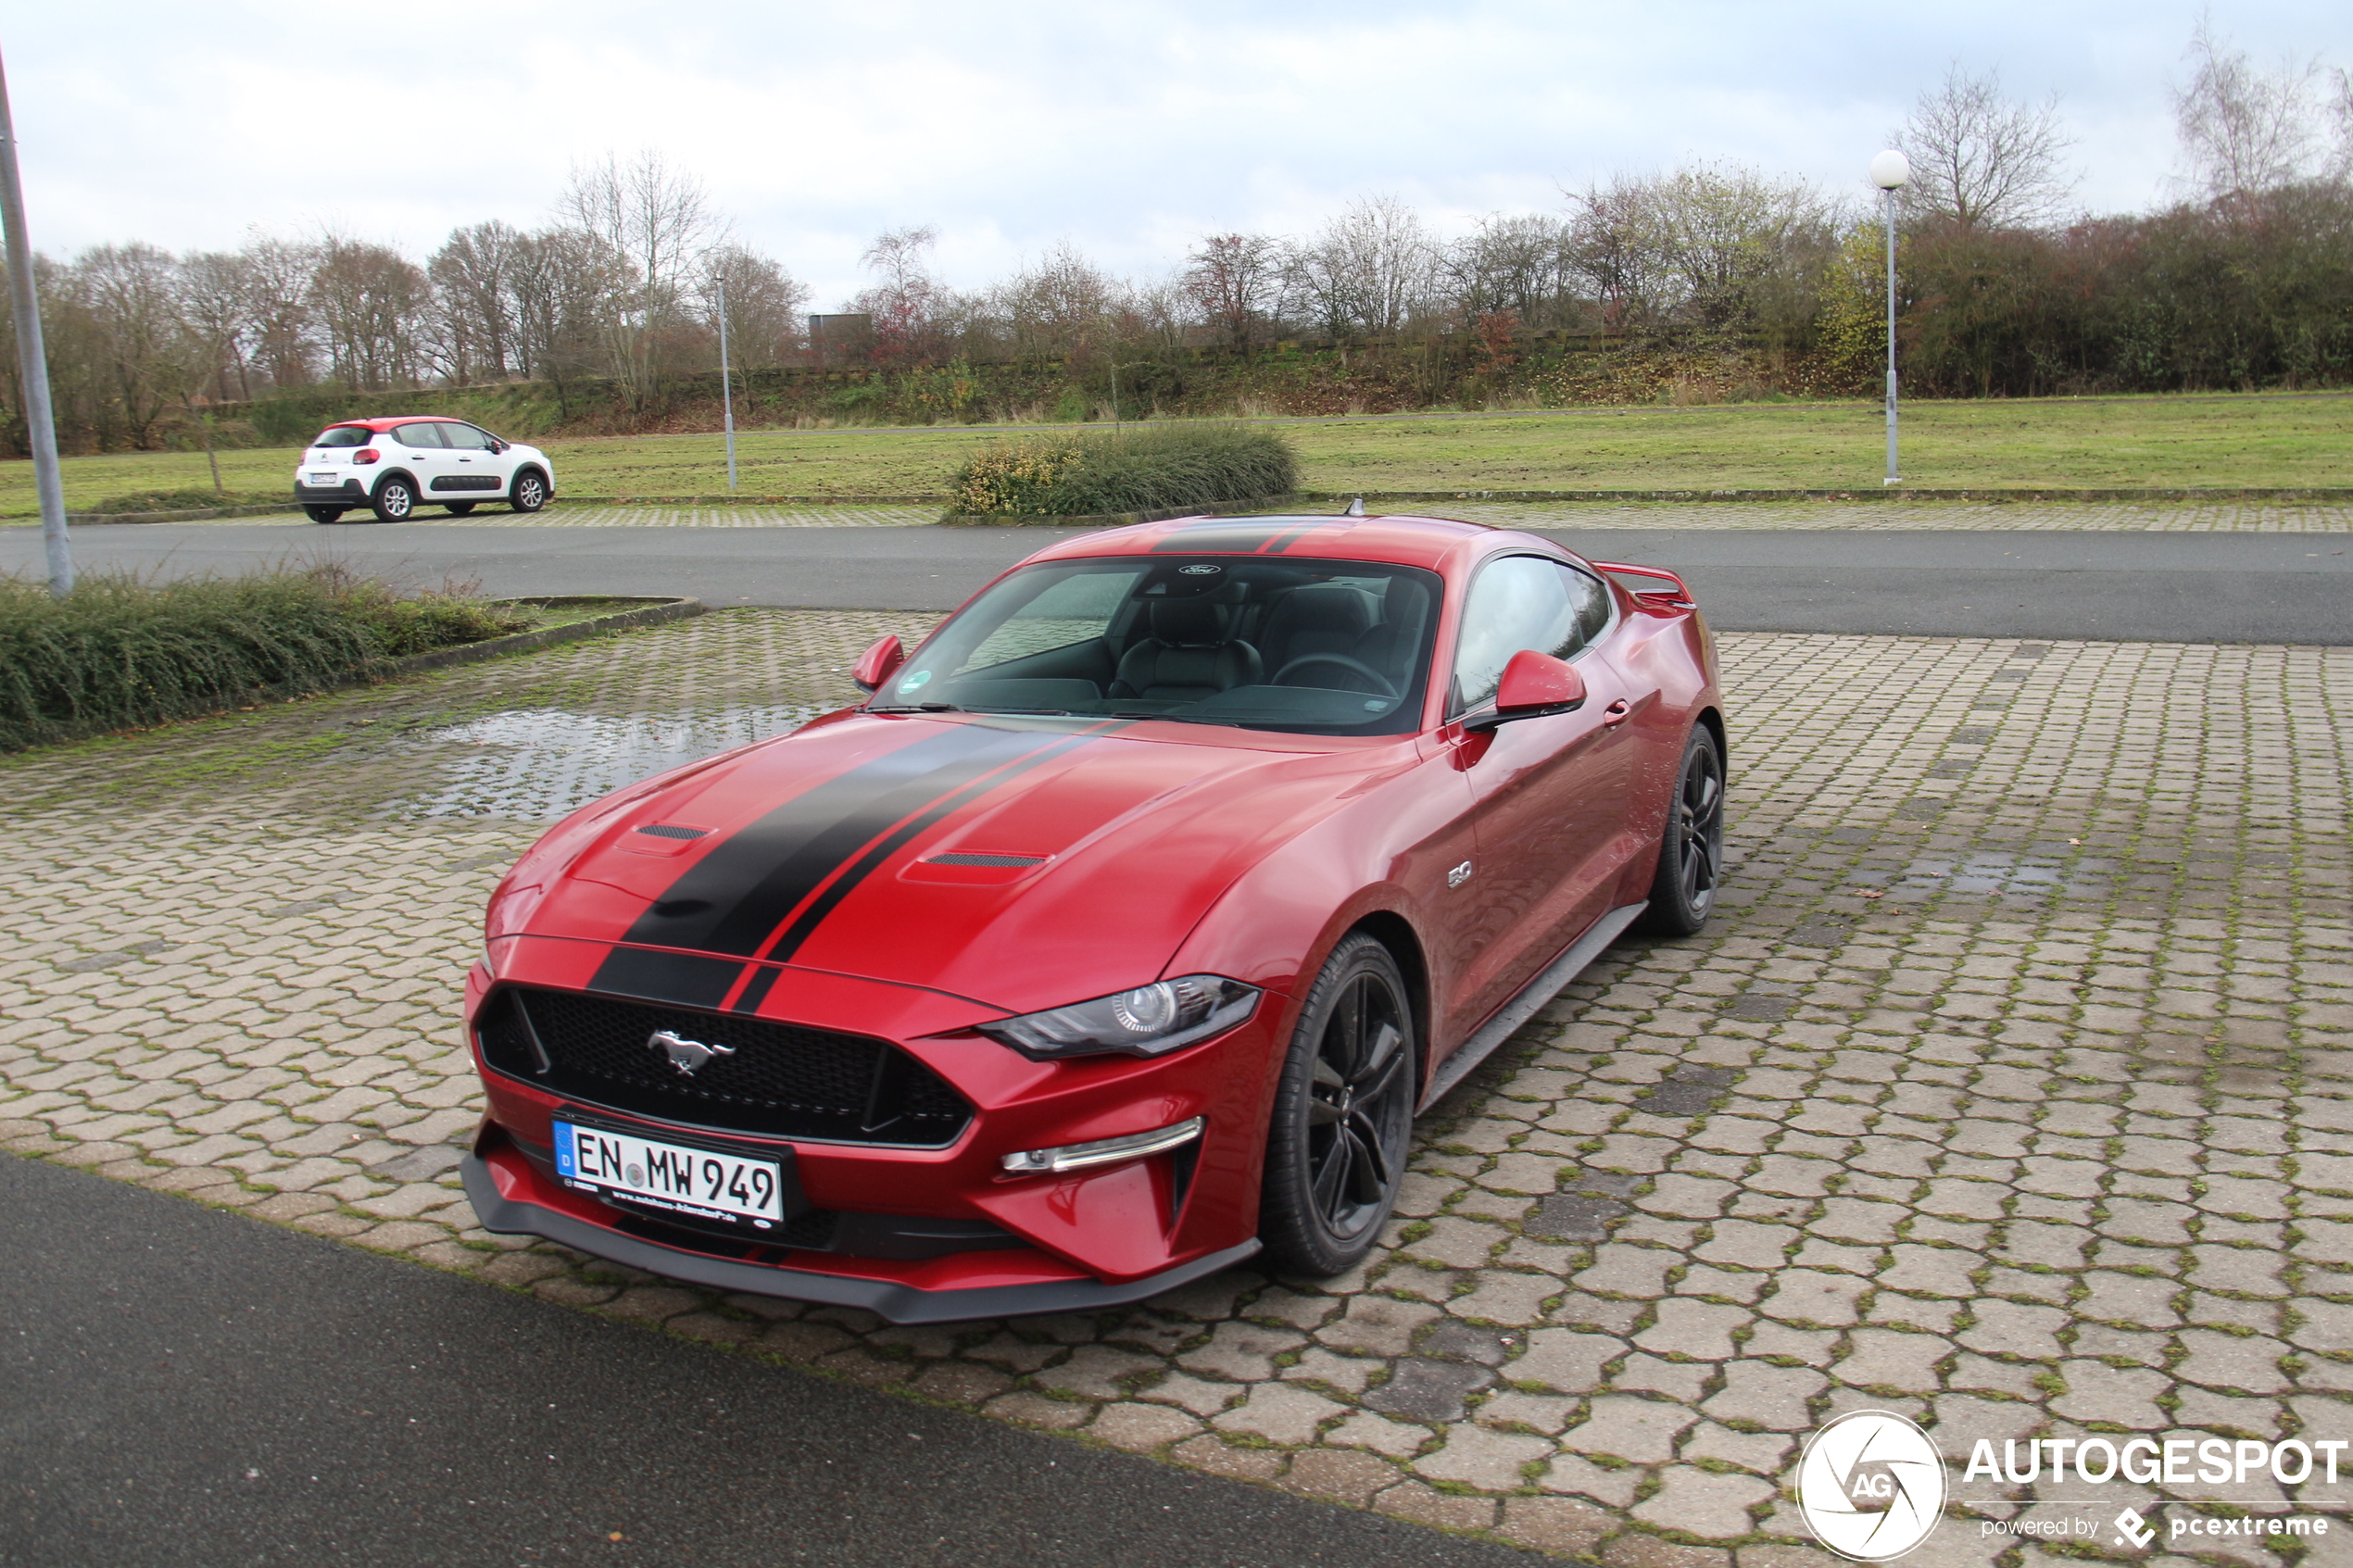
[{"x1": 506, "y1": 712, "x2": 1404, "y2": 1016}]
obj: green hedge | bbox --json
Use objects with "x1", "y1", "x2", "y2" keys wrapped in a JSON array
[
  {"x1": 0, "y1": 566, "x2": 534, "y2": 751},
  {"x1": 947, "y1": 422, "x2": 1299, "y2": 517}
]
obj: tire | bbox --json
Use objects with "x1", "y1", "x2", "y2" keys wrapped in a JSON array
[
  {"x1": 444, "y1": 502, "x2": 476, "y2": 516},
  {"x1": 370, "y1": 477, "x2": 417, "y2": 522},
  {"x1": 1635, "y1": 725, "x2": 1727, "y2": 936},
  {"x1": 510, "y1": 468, "x2": 547, "y2": 513},
  {"x1": 1258, "y1": 933, "x2": 1416, "y2": 1276},
  {"x1": 304, "y1": 506, "x2": 346, "y2": 523}
]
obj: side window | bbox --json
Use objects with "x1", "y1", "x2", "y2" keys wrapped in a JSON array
[
  {"x1": 440, "y1": 423, "x2": 491, "y2": 450},
  {"x1": 393, "y1": 422, "x2": 447, "y2": 449},
  {"x1": 1451, "y1": 556, "x2": 1585, "y2": 714},
  {"x1": 1567, "y1": 566, "x2": 1614, "y2": 645}
]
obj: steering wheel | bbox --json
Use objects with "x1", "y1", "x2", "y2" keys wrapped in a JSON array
[{"x1": 1272, "y1": 653, "x2": 1398, "y2": 698}]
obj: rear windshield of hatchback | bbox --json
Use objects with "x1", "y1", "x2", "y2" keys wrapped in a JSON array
[{"x1": 312, "y1": 427, "x2": 372, "y2": 447}]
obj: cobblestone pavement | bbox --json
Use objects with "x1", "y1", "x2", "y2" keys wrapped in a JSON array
[
  {"x1": 4, "y1": 613, "x2": 2350, "y2": 1565},
  {"x1": 180, "y1": 500, "x2": 2353, "y2": 532}
]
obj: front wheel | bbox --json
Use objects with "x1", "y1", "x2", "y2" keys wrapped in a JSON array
[
  {"x1": 1258, "y1": 933, "x2": 1416, "y2": 1276},
  {"x1": 304, "y1": 506, "x2": 346, "y2": 523},
  {"x1": 370, "y1": 477, "x2": 416, "y2": 522},
  {"x1": 1635, "y1": 725, "x2": 1727, "y2": 936},
  {"x1": 510, "y1": 469, "x2": 547, "y2": 513}
]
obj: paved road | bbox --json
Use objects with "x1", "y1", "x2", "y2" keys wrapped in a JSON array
[
  {"x1": 0, "y1": 1153, "x2": 1531, "y2": 1568},
  {"x1": 6, "y1": 521, "x2": 2347, "y2": 643}
]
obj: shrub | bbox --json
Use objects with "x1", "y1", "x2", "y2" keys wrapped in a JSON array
[
  {"x1": 0, "y1": 566, "x2": 535, "y2": 751},
  {"x1": 87, "y1": 489, "x2": 250, "y2": 515},
  {"x1": 948, "y1": 422, "x2": 1298, "y2": 517}
]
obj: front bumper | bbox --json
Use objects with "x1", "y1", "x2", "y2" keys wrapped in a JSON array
[{"x1": 461, "y1": 1124, "x2": 1259, "y2": 1323}]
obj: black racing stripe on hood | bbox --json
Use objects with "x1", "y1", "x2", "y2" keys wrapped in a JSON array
[
  {"x1": 618, "y1": 724, "x2": 1065, "y2": 960},
  {"x1": 587, "y1": 947, "x2": 745, "y2": 1010},
  {"x1": 755, "y1": 734, "x2": 1093, "y2": 971}
]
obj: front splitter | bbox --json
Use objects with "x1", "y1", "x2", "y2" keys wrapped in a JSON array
[{"x1": 459, "y1": 1154, "x2": 1259, "y2": 1325}]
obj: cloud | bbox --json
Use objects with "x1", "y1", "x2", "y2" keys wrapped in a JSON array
[{"x1": 7, "y1": 0, "x2": 2343, "y2": 301}]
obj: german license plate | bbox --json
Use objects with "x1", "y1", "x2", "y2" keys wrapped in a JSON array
[
  {"x1": 552, "y1": 1118, "x2": 784, "y2": 1228},
  {"x1": 308, "y1": 471, "x2": 337, "y2": 484}
]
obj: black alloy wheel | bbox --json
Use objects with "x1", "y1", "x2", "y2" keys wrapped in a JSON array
[
  {"x1": 444, "y1": 501, "x2": 476, "y2": 516},
  {"x1": 1637, "y1": 725, "x2": 1726, "y2": 935},
  {"x1": 303, "y1": 506, "x2": 345, "y2": 523},
  {"x1": 370, "y1": 477, "x2": 416, "y2": 522},
  {"x1": 1258, "y1": 933, "x2": 1416, "y2": 1275},
  {"x1": 510, "y1": 469, "x2": 547, "y2": 513}
]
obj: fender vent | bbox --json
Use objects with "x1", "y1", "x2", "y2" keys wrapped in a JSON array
[{"x1": 924, "y1": 852, "x2": 1046, "y2": 868}]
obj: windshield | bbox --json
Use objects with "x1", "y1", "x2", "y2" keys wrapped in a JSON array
[{"x1": 880, "y1": 556, "x2": 1441, "y2": 736}]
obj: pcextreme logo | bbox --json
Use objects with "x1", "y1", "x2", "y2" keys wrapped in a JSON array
[{"x1": 1796, "y1": 1411, "x2": 1948, "y2": 1562}]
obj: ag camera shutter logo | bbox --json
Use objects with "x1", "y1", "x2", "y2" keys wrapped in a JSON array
[{"x1": 1796, "y1": 1410, "x2": 1948, "y2": 1561}]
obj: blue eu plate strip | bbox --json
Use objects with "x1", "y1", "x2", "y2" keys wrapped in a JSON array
[{"x1": 552, "y1": 1119, "x2": 578, "y2": 1180}]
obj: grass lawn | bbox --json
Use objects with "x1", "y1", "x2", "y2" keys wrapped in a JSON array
[{"x1": 6, "y1": 393, "x2": 2345, "y2": 518}]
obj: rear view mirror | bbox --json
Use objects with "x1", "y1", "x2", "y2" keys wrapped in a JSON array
[
  {"x1": 1465, "y1": 649, "x2": 1585, "y2": 732},
  {"x1": 851, "y1": 634, "x2": 906, "y2": 694}
]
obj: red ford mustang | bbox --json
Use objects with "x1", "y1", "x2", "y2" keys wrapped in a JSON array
[{"x1": 460, "y1": 512, "x2": 1726, "y2": 1323}]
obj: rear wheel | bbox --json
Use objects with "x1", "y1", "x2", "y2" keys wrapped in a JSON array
[
  {"x1": 1635, "y1": 725, "x2": 1726, "y2": 936},
  {"x1": 370, "y1": 477, "x2": 416, "y2": 522},
  {"x1": 510, "y1": 469, "x2": 547, "y2": 513},
  {"x1": 1258, "y1": 933, "x2": 1416, "y2": 1276},
  {"x1": 304, "y1": 506, "x2": 346, "y2": 523},
  {"x1": 444, "y1": 501, "x2": 476, "y2": 516}
]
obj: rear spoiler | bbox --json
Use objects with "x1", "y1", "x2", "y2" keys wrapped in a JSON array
[{"x1": 1592, "y1": 561, "x2": 1696, "y2": 609}]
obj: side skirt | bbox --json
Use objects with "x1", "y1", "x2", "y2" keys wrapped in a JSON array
[{"x1": 1417, "y1": 901, "x2": 1647, "y2": 1112}]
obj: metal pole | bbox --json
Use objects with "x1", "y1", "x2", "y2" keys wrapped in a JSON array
[
  {"x1": 716, "y1": 274, "x2": 737, "y2": 492},
  {"x1": 0, "y1": 48, "x2": 70, "y2": 595},
  {"x1": 1883, "y1": 187, "x2": 1899, "y2": 487}
]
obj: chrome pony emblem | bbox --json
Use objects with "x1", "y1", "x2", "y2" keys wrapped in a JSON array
[{"x1": 648, "y1": 1029, "x2": 736, "y2": 1076}]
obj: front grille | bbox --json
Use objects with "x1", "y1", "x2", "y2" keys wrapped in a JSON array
[{"x1": 479, "y1": 986, "x2": 972, "y2": 1147}]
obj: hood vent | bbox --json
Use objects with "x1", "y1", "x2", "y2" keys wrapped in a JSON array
[
  {"x1": 635, "y1": 823, "x2": 711, "y2": 841},
  {"x1": 924, "y1": 851, "x2": 1046, "y2": 868}
]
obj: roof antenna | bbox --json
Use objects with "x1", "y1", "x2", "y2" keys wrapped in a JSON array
[{"x1": 1343, "y1": 496, "x2": 1365, "y2": 517}]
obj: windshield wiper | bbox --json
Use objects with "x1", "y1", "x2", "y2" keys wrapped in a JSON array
[
  {"x1": 1106, "y1": 710, "x2": 1240, "y2": 728},
  {"x1": 866, "y1": 701, "x2": 967, "y2": 713}
]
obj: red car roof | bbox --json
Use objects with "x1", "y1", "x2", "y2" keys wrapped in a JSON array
[
  {"x1": 321, "y1": 417, "x2": 464, "y2": 432},
  {"x1": 1022, "y1": 512, "x2": 1509, "y2": 574}
]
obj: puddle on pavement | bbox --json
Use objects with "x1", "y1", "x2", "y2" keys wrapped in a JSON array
[
  {"x1": 385, "y1": 704, "x2": 821, "y2": 820},
  {"x1": 1885, "y1": 851, "x2": 2116, "y2": 901}
]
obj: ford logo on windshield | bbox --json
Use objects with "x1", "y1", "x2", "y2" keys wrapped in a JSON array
[{"x1": 1177, "y1": 564, "x2": 1222, "y2": 575}]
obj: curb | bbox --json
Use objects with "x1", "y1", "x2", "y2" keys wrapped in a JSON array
[
  {"x1": 383, "y1": 596, "x2": 704, "y2": 676},
  {"x1": 64, "y1": 502, "x2": 304, "y2": 525},
  {"x1": 937, "y1": 495, "x2": 1297, "y2": 528}
]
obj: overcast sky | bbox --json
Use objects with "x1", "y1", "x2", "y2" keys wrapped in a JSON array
[{"x1": 7, "y1": 1, "x2": 2344, "y2": 305}]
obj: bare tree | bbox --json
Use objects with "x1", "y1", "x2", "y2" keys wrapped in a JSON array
[
  {"x1": 2172, "y1": 17, "x2": 2329, "y2": 196},
  {"x1": 510, "y1": 226, "x2": 621, "y2": 415},
  {"x1": 177, "y1": 250, "x2": 252, "y2": 401},
  {"x1": 72, "y1": 244, "x2": 182, "y2": 447},
  {"x1": 1569, "y1": 165, "x2": 1838, "y2": 332},
  {"x1": 239, "y1": 233, "x2": 317, "y2": 391},
  {"x1": 1285, "y1": 196, "x2": 1436, "y2": 339},
  {"x1": 851, "y1": 225, "x2": 948, "y2": 362},
  {"x1": 309, "y1": 234, "x2": 429, "y2": 390},
  {"x1": 429, "y1": 220, "x2": 526, "y2": 383},
  {"x1": 1894, "y1": 65, "x2": 2078, "y2": 228},
  {"x1": 698, "y1": 244, "x2": 812, "y2": 369},
  {"x1": 1183, "y1": 232, "x2": 1281, "y2": 352},
  {"x1": 1441, "y1": 213, "x2": 1579, "y2": 328},
  {"x1": 560, "y1": 151, "x2": 721, "y2": 408},
  {"x1": 993, "y1": 242, "x2": 1121, "y2": 358}
]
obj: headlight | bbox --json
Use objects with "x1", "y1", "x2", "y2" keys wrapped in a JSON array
[{"x1": 976, "y1": 976, "x2": 1259, "y2": 1060}]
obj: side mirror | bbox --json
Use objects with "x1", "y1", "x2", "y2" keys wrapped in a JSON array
[
  {"x1": 489, "y1": 439, "x2": 507, "y2": 454},
  {"x1": 1465, "y1": 649, "x2": 1585, "y2": 732},
  {"x1": 851, "y1": 634, "x2": 906, "y2": 695}
]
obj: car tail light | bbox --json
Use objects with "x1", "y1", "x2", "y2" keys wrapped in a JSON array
[{"x1": 353, "y1": 448, "x2": 379, "y2": 464}]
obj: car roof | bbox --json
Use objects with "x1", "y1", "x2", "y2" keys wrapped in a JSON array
[
  {"x1": 1017, "y1": 512, "x2": 1528, "y2": 574},
  {"x1": 321, "y1": 417, "x2": 466, "y2": 432}
]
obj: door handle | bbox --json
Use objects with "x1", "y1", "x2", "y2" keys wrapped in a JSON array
[{"x1": 1603, "y1": 699, "x2": 1632, "y2": 726}]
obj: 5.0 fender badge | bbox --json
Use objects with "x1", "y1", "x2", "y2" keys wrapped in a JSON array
[
  {"x1": 1448, "y1": 860, "x2": 1474, "y2": 889},
  {"x1": 648, "y1": 1029, "x2": 736, "y2": 1076}
]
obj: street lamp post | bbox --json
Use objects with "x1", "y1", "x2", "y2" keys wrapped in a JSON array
[
  {"x1": 715, "y1": 274, "x2": 738, "y2": 492},
  {"x1": 0, "y1": 47, "x2": 70, "y2": 596},
  {"x1": 1869, "y1": 149, "x2": 1910, "y2": 487}
]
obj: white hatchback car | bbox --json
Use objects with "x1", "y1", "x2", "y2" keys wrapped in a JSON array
[{"x1": 293, "y1": 418, "x2": 557, "y2": 522}]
